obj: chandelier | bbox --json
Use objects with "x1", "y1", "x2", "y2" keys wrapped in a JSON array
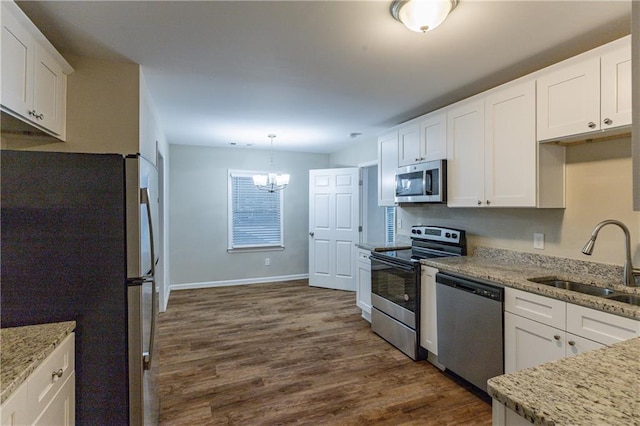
[{"x1": 253, "y1": 134, "x2": 290, "y2": 193}]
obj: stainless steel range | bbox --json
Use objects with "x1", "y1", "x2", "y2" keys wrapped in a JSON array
[{"x1": 370, "y1": 226, "x2": 466, "y2": 360}]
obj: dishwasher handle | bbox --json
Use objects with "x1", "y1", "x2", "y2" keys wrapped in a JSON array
[{"x1": 436, "y1": 272, "x2": 504, "y2": 302}]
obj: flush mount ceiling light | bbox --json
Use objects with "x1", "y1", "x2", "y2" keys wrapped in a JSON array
[
  {"x1": 253, "y1": 134, "x2": 290, "y2": 193},
  {"x1": 391, "y1": 0, "x2": 458, "y2": 33}
]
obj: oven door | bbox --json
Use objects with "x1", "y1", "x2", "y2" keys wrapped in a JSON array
[{"x1": 370, "y1": 254, "x2": 418, "y2": 329}]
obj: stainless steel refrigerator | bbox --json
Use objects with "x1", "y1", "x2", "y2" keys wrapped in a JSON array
[{"x1": 1, "y1": 150, "x2": 159, "y2": 425}]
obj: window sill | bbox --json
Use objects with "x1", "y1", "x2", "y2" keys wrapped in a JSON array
[{"x1": 227, "y1": 246, "x2": 285, "y2": 254}]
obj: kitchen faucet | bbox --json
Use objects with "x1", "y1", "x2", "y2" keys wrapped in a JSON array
[{"x1": 581, "y1": 219, "x2": 640, "y2": 287}]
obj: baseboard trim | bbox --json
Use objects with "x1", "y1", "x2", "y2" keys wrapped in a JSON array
[{"x1": 171, "y1": 274, "x2": 309, "y2": 291}]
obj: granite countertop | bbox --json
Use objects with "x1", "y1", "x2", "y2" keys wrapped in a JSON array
[
  {"x1": 355, "y1": 239, "x2": 411, "y2": 252},
  {"x1": 487, "y1": 337, "x2": 640, "y2": 425},
  {"x1": 421, "y1": 247, "x2": 640, "y2": 320},
  {"x1": 1, "y1": 321, "x2": 76, "y2": 404}
]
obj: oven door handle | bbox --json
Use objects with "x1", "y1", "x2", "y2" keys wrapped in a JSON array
[{"x1": 371, "y1": 256, "x2": 416, "y2": 272}]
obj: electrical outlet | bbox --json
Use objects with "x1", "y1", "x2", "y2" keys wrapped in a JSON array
[
  {"x1": 533, "y1": 233, "x2": 545, "y2": 250},
  {"x1": 265, "y1": 258, "x2": 271, "y2": 266}
]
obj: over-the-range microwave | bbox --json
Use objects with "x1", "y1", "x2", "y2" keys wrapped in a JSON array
[{"x1": 395, "y1": 160, "x2": 446, "y2": 203}]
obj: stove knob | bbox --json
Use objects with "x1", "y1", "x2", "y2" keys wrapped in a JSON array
[
  {"x1": 416, "y1": 229, "x2": 422, "y2": 234},
  {"x1": 445, "y1": 232, "x2": 451, "y2": 238},
  {"x1": 451, "y1": 233, "x2": 457, "y2": 239}
]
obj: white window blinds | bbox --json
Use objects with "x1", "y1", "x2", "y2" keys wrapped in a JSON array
[
  {"x1": 385, "y1": 206, "x2": 396, "y2": 244},
  {"x1": 228, "y1": 171, "x2": 284, "y2": 249}
]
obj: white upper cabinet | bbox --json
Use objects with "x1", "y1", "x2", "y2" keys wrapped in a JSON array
[
  {"x1": 448, "y1": 79, "x2": 563, "y2": 208},
  {"x1": 446, "y1": 98, "x2": 485, "y2": 207},
  {"x1": 398, "y1": 111, "x2": 447, "y2": 167},
  {"x1": 1, "y1": 1, "x2": 73, "y2": 139},
  {"x1": 484, "y1": 80, "x2": 537, "y2": 207},
  {"x1": 419, "y1": 110, "x2": 447, "y2": 162},
  {"x1": 377, "y1": 129, "x2": 399, "y2": 207},
  {"x1": 600, "y1": 43, "x2": 632, "y2": 129},
  {"x1": 537, "y1": 36, "x2": 631, "y2": 142},
  {"x1": 397, "y1": 120, "x2": 421, "y2": 167}
]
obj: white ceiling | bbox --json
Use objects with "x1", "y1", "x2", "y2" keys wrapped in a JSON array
[{"x1": 16, "y1": 1, "x2": 631, "y2": 153}]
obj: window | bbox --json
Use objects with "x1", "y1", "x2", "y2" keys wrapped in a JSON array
[
  {"x1": 385, "y1": 206, "x2": 395, "y2": 243},
  {"x1": 228, "y1": 170, "x2": 284, "y2": 250}
]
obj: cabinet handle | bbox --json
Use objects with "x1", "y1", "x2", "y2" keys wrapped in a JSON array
[
  {"x1": 51, "y1": 368, "x2": 63, "y2": 380},
  {"x1": 486, "y1": 200, "x2": 491, "y2": 205},
  {"x1": 587, "y1": 122, "x2": 596, "y2": 129},
  {"x1": 568, "y1": 340, "x2": 576, "y2": 346},
  {"x1": 415, "y1": 158, "x2": 421, "y2": 162},
  {"x1": 603, "y1": 118, "x2": 612, "y2": 126},
  {"x1": 477, "y1": 200, "x2": 482, "y2": 205},
  {"x1": 28, "y1": 110, "x2": 36, "y2": 117},
  {"x1": 553, "y1": 335, "x2": 561, "y2": 341},
  {"x1": 37, "y1": 113, "x2": 44, "y2": 120},
  {"x1": 309, "y1": 232, "x2": 314, "y2": 237}
]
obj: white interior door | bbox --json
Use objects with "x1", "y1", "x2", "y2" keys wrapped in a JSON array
[{"x1": 309, "y1": 168, "x2": 359, "y2": 291}]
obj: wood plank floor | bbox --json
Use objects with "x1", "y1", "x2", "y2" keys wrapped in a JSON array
[{"x1": 157, "y1": 280, "x2": 491, "y2": 425}]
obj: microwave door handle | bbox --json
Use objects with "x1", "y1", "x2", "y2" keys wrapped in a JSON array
[
  {"x1": 424, "y1": 172, "x2": 432, "y2": 195},
  {"x1": 140, "y1": 188, "x2": 156, "y2": 279}
]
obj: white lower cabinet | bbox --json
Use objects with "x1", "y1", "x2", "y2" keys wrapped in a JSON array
[
  {"x1": 0, "y1": 333, "x2": 75, "y2": 426},
  {"x1": 504, "y1": 312, "x2": 566, "y2": 373},
  {"x1": 504, "y1": 288, "x2": 636, "y2": 374},
  {"x1": 419, "y1": 266, "x2": 438, "y2": 354},
  {"x1": 497, "y1": 288, "x2": 639, "y2": 425},
  {"x1": 355, "y1": 248, "x2": 372, "y2": 321}
]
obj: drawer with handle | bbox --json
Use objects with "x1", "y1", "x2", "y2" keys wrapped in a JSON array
[{"x1": 26, "y1": 333, "x2": 75, "y2": 416}]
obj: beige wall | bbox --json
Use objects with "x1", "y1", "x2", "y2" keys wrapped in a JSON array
[
  {"x1": 398, "y1": 136, "x2": 640, "y2": 268},
  {"x1": 2, "y1": 56, "x2": 140, "y2": 154}
]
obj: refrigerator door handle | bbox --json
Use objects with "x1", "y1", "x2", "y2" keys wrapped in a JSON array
[
  {"x1": 140, "y1": 188, "x2": 156, "y2": 279},
  {"x1": 143, "y1": 278, "x2": 158, "y2": 371}
]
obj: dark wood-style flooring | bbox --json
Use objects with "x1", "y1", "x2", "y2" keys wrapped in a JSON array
[{"x1": 157, "y1": 280, "x2": 491, "y2": 425}]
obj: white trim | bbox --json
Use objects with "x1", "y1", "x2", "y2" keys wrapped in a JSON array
[{"x1": 170, "y1": 273, "x2": 309, "y2": 291}]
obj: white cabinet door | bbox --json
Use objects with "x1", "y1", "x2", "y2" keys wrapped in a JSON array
[
  {"x1": 397, "y1": 121, "x2": 421, "y2": 167},
  {"x1": 420, "y1": 266, "x2": 439, "y2": 354},
  {"x1": 537, "y1": 56, "x2": 601, "y2": 141},
  {"x1": 446, "y1": 99, "x2": 485, "y2": 207},
  {"x1": 378, "y1": 130, "x2": 398, "y2": 206},
  {"x1": 0, "y1": 382, "x2": 29, "y2": 426},
  {"x1": 1, "y1": 4, "x2": 35, "y2": 117},
  {"x1": 355, "y1": 249, "x2": 372, "y2": 321},
  {"x1": 601, "y1": 44, "x2": 632, "y2": 130},
  {"x1": 504, "y1": 312, "x2": 565, "y2": 374},
  {"x1": 420, "y1": 110, "x2": 447, "y2": 162},
  {"x1": 484, "y1": 80, "x2": 537, "y2": 207},
  {"x1": 565, "y1": 333, "x2": 605, "y2": 358},
  {"x1": 33, "y1": 44, "x2": 65, "y2": 135},
  {"x1": 33, "y1": 372, "x2": 75, "y2": 426}
]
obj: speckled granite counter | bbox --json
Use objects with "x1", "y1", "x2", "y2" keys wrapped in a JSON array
[
  {"x1": 421, "y1": 247, "x2": 640, "y2": 320},
  {"x1": 487, "y1": 337, "x2": 640, "y2": 425},
  {"x1": 1, "y1": 321, "x2": 76, "y2": 404},
  {"x1": 355, "y1": 238, "x2": 411, "y2": 252}
]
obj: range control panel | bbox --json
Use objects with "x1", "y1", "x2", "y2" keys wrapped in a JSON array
[{"x1": 410, "y1": 226, "x2": 464, "y2": 244}]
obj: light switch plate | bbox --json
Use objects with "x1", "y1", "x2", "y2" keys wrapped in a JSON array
[{"x1": 533, "y1": 233, "x2": 545, "y2": 250}]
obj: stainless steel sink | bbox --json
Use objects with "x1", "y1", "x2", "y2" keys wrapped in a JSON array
[
  {"x1": 604, "y1": 293, "x2": 640, "y2": 306},
  {"x1": 528, "y1": 278, "x2": 617, "y2": 297}
]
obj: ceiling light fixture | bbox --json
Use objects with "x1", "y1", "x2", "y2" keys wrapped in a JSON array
[
  {"x1": 253, "y1": 134, "x2": 290, "y2": 193},
  {"x1": 390, "y1": 0, "x2": 458, "y2": 33}
]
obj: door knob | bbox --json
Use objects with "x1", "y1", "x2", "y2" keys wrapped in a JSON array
[{"x1": 309, "y1": 232, "x2": 314, "y2": 237}]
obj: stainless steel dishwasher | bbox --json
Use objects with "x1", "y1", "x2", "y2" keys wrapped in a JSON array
[{"x1": 435, "y1": 272, "x2": 504, "y2": 394}]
